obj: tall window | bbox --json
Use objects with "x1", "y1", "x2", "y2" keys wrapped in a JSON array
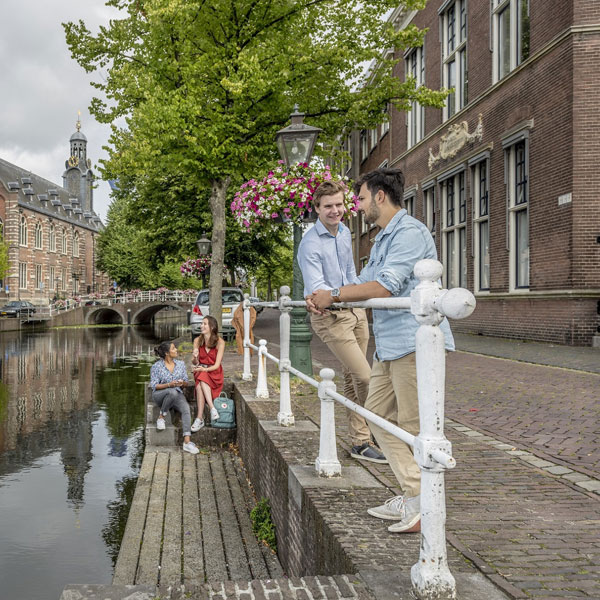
[
  {"x1": 19, "y1": 263, "x2": 27, "y2": 289},
  {"x1": 35, "y1": 264, "x2": 43, "y2": 290},
  {"x1": 19, "y1": 216, "x2": 28, "y2": 246},
  {"x1": 472, "y1": 160, "x2": 490, "y2": 291},
  {"x1": 34, "y1": 222, "x2": 43, "y2": 249},
  {"x1": 406, "y1": 46, "x2": 425, "y2": 148},
  {"x1": 381, "y1": 105, "x2": 390, "y2": 137},
  {"x1": 360, "y1": 130, "x2": 368, "y2": 162},
  {"x1": 73, "y1": 232, "x2": 80, "y2": 257},
  {"x1": 492, "y1": 0, "x2": 530, "y2": 82},
  {"x1": 49, "y1": 266, "x2": 56, "y2": 292},
  {"x1": 441, "y1": 0, "x2": 467, "y2": 119},
  {"x1": 441, "y1": 171, "x2": 467, "y2": 288},
  {"x1": 58, "y1": 229, "x2": 65, "y2": 254},
  {"x1": 61, "y1": 267, "x2": 67, "y2": 291},
  {"x1": 506, "y1": 140, "x2": 529, "y2": 289},
  {"x1": 49, "y1": 224, "x2": 56, "y2": 252},
  {"x1": 370, "y1": 128, "x2": 378, "y2": 150},
  {"x1": 404, "y1": 195, "x2": 415, "y2": 216},
  {"x1": 423, "y1": 186, "x2": 436, "y2": 241}
]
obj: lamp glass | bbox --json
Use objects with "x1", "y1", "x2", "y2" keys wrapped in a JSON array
[{"x1": 196, "y1": 237, "x2": 211, "y2": 255}]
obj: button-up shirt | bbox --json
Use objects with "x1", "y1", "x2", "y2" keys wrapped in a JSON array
[
  {"x1": 298, "y1": 219, "x2": 359, "y2": 297},
  {"x1": 149, "y1": 359, "x2": 189, "y2": 391},
  {"x1": 358, "y1": 209, "x2": 455, "y2": 361}
]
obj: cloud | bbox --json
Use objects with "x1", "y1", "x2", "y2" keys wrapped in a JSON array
[{"x1": 0, "y1": 0, "x2": 121, "y2": 221}]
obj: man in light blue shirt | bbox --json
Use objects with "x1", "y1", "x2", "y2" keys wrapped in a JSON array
[
  {"x1": 311, "y1": 168, "x2": 454, "y2": 534},
  {"x1": 298, "y1": 180, "x2": 386, "y2": 464}
]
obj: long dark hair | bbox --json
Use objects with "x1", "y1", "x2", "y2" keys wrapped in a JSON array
[
  {"x1": 154, "y1": 341, "x2": 173, "y2": 359},
  {"x1": 202, "y1": 315, "x2": 220, "y2": 348}
]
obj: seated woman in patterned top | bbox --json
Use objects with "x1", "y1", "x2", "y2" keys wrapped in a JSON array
[{"x1": 149, "y1": 341, "x2": 199, "y2": 455}]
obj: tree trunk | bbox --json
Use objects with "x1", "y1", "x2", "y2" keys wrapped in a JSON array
[{"x1": 209, "y1": 176, "x2": 230, "y2": 330}]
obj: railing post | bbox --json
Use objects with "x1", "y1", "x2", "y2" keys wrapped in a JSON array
[
  {"x1": 242, "y1": 294, "x2": 253, "y2": 381},
  {"x1": 410, "y1": 259, "x2": 457, "y2": 600},
  {"x1": 278, "y1": 286, "x2": 294, "y2": 426},
  {"x1": 255, "y1": 339, "x2": 269, "y2": 398},
  {"x1": 315, "y1": 368, "x2": 341, "y2": 477}
]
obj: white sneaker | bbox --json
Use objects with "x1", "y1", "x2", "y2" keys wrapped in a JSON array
[
  {"x1": 388, "y1": 496, "x2": 421, "y2": 533},
  {"x1": 183, "y1": 441, "x2": 199, "y2": 455},
  {"x1": 191, "y1": 418, "x2": 204, "y2": 432},
  {"x1": 367, "y1": 495, "x2": 405, "y2": 520},
  {"x1": 210, "y1": 407, "x2": 219, "y2": 421},
  {"x1": 156, "y1": 417, "x2": 166, "y2": 431}
]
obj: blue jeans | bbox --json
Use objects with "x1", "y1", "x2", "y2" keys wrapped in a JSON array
[{"x1": 152, "y1": 388, "x2": 191, "y2": 437}]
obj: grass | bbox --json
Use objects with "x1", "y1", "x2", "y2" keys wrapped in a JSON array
[{"x1": 250, "y1": 497, "x2": 277, "y2": 552}]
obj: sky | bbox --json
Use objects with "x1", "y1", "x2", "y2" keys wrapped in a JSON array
[{"x1": 0, "y1": 0, "x2": 122, "y2": 222}]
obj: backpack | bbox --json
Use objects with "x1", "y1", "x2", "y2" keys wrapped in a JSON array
[{"x1": 212, "y1": 392, "x2": 236, "y2": 429}]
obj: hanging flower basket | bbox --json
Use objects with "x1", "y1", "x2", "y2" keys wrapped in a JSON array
[
  {"x1": 231, "y1": 161, "x2": 357, "y2": 233},
  {"x1": 180, "y1": 255, "x2": 212, "y2": 278}
]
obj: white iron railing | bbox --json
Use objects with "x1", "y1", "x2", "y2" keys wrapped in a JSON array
[{"x1": 241, "y1": 259, "x2": 476, "y2": 600}]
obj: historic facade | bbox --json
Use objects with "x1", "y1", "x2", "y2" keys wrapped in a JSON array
[
  {"x1": 0, "y1": 118, "x2": 109, "y2": 303},
  {"x1": 345, "y1": 0, "x2": 600, "y2": 346}
]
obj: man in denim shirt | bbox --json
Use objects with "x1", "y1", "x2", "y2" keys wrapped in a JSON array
[
  {"x1": 298, "y1": 180, "x2": 386, "y2": 464},
  {"x1": 311, "y1": 168, "x2": 454, "y2": 533}
]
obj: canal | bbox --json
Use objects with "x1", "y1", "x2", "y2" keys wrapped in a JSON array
[{"x1": 0, "y1": 320, "x2": 187, "y2": 600}]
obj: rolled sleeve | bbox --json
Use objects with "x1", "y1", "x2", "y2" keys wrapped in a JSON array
[{"x1": 375, "y1": 226, "x2": 429, "y2": 296}]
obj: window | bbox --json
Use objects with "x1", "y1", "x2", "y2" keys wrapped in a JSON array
[
  {"x1": 49, "y1": 266, "x2": 56, "y2": 292},
  {"x1": 441, "y1": 170, "x2": 467, "y2": 288},
  {"x1": 506, "y1": 140, "x2": 529, "y2": 289},
  {"x1": 19, "y1": 216, "x2": 28, "y2": 246},
  {"x1": 441, "y1": 0, "x2": 467, "y2": 119},
  {"x1": 404, "y1": 195, "x2": 415, "y2": 216},
  {"x1": 0, "y1": 217, "x2": 4, "y2": 237},
  {"x1": 360, "y1": 212, "x2": 369, "y2": 234},
  {"x1": 360, "y1": 130, "x2": 368, "y2": 162},
  {"x1": 49, "y1": 224, "x2": 56, "y2": 252},
  {"x1": 19, "y1": 263, "x2": 27, "y2": 289},
  {"x1": 381, "y1": 105, "x2": 390, "y2": 137},
  {"x1": 472, "y1": 160, "x2": 490, "y2": 291},
  {"x1": 35, "y1": 264, "x2": 43, "y2": 290},
  {"x1": 61, "y1": 267, "x2": 67, "y2": 291},
  {"x1": 34, "y1": 222, "x2": 43, "y2": 249},
  {"x1": 58, "y1": 229, "x2": 65, "y2": 254},
  {"x1": 406, "y1": 46, "x2": 425, "y2": 147},
  {"x1": 73, "y1": 232, "x2": 80, "y2": 257},
  {"x1": 423, "y1": 186, "x2": 436, "y2": 241},
  {"x1": 492, "y1": 0, "x2": 530, "y2": 82}
]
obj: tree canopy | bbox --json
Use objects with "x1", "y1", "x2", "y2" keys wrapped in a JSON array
[{"x1": 65, "y1": 0, "x2": 446, "y2": 322}]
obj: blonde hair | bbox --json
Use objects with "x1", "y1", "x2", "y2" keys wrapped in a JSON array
[{"x1": 312, "y1": 180, "x2": 347, "y2": 208}]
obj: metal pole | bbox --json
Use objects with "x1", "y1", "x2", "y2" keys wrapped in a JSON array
[
  {"x1": 410, "y1": 259, "x2": 457, "y2": 600},
  {"x1": 315, "y1": 368, "x2": 341, "y2": 477},
  {"x1": 289, "y1": 223, "x2": 313, "y2": 375},
  {"x1": 255, "y1": 339, "x2": 269, "y2": 398},
  {"x1": 242, "y1": 294, "x2": 253, "y2": 381},
  {"x1": 278, "y1": 286, "x2": 294, "y2": 426}
]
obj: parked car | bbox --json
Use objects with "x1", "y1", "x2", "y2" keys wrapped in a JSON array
[
  {"x1": 0, "y1": 301, "x2": 37, "y2": 318},
  {"x1": 248, "y1": 297, "x2": 264, "y2": 315},
  {"x1": 190, "y1": 288, "x2": 244, "y2": 340}
]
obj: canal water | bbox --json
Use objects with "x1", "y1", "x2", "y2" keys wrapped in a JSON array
[{"x1": 0, "y1": 320, "x2": 187, "y2": 600}]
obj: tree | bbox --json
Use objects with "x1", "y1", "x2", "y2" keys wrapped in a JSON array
[
  {"x1": 0, "y1": 234, "x2": 8, "y2": 283},
  {"x1": 64, "y1": 0, "x2": 446, "y2": 325},
  {"x1": 251, "y1": 236, "x2": 294, "y2": 301}
]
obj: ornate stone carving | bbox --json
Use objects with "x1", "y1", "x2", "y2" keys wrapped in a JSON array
[{"x1": 428, "y1": 113, "x2": 483, "y2": 171}]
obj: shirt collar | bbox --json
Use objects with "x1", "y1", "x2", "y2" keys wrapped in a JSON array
[
  {"x1": 315, "y1": 218, "x2": 346, "y2": 237},
  {"x1": 374, "y1": 208, "x2": 406, "y2": 242}
]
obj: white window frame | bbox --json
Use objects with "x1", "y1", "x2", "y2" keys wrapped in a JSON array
[
  {"x1": 381, "y1": 105, "x2": 390, "y2": 137},
  {"x1": 34, "y1": 222, "x2": 43, "y2": 250},
  {"x1": 505, "y1": 138, "x2": 529, "y2": 290},
  {"x1": 49, "y1": 224, "x2": 56, "y2": 253},
  {"x1": 49, "y1": 266, "x2": 56, "y2": 292},
  {"x1": 61, "y1": 267, "x2": 67, "y2": 292},
  {"x1": 370, "y1": 127, "x2": 378, "y2": 150},
  {"x1": 35, "y1": 264, "x2": 43, "y2": 290},
  {"x1": 492, "y1": 0, "x2": 530, "y2": 83},
  {"x1": 404, "y1": 196, "x2": 415, "y2": 216},
  {"x1": 360, "y1": 130, "x2": 368, "y2": 162},
  {"x1": 73, "y1": 232, "x2": 80, "y2": 258},
  {"x1": 441, "y1": 0, "x2": 467, "y2": 120},
  {"x1": 423, "y1": 184, "x2": 436, "y2": 242},
  {"x1": 441, "y1": 169, "x2": 467, "y2": 289},
  {"x1": 406, "y1": 46, "x2": 425, "y2": 148},
  {"x1": 19, "y1": 216, "x2": 28, "y2": 246},
  {"x1": 19, "y1": 263, "x2": 27, "y2": 289},
  {"x1": 471, "y1": 159, "x2": 490, "y2": 292}
]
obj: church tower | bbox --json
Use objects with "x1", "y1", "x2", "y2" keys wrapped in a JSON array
[{"x1": 62, "y1": 113, "x2": 94, "y2": 214}]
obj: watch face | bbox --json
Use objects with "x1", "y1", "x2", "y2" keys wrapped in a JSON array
[{"x1": 331, "y1": 288, "x2": 341, "y2": 298}]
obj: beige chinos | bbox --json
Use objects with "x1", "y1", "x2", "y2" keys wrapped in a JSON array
[
  {"x1": 310, "y1": 307, "x2": 372, "y2": 446},
  {"x1": 365, "y1": 352, "x2": 420, "y2": 497}
]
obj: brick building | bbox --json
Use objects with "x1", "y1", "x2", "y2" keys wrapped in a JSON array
[
  {"x1": 0, "y1": 119, "x2": 109, "y2": 303},
  {"x1": 344, "y1": 0, "x2": 600, "y2": 346}
]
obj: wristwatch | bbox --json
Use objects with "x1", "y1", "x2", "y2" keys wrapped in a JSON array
[{"x1": 330, "y1": 287, "x2": 341, "y2": 303}]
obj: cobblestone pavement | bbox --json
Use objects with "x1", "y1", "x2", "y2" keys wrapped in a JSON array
[{"x1": 250, "y1": 311, "x2": 600, "y2": 599}]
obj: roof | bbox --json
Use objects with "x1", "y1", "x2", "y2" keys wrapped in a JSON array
[
  {"x1": 70, "y1": 130, "x2": 88, "y2": 142},
  {"x1": 0, "y1": 157, "x2": 104, "y2": 232}
]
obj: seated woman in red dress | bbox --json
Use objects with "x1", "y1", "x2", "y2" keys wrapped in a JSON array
[{"x1": 191, "y1": 315, "x2": 225, "y2": 431}]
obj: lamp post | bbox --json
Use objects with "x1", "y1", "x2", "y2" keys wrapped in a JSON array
[
  {"x1": 196, "y1": 233, "x2": 212, "y2": 288},
  {"x1": 275, "y1": 106, "x2": 322, "y2": 375}
]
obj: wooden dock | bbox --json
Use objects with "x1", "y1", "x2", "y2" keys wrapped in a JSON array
[{"x1": 113, "y1": 447, "x2": 283, "y2": 590}]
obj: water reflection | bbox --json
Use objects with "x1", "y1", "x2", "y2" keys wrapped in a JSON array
[{"x1": 0, "y1": 320, "x2": 186, "y2": 600}]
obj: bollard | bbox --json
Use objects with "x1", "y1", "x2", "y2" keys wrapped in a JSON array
[
  {"x1": 242, "y1": 294, "x2": 253, "y2": 381},
  {"x1": 409, "y1": 259, "x2": 474, "y2": 600},
  {"x1": 255, "y1": 339, "x2": 269, "y2": 398},
  {"x1": 278, "y1": 286, "x2": 294, "y2": 426},
  {"x1": 315, "y1": 368, "x2": 341, "y2": 477}
]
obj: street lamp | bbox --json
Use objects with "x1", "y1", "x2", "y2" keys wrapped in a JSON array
[
  {"x1": 275, "y1": 106, "x2": 322, "y2": 376},
  {"x1": 196, "y1": 233, "x2": 212, "y2": 288}
]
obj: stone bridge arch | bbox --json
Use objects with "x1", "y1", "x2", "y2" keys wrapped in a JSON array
[{"x1": 83, "y1": 301, "x2": 190, "y2": 326}]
